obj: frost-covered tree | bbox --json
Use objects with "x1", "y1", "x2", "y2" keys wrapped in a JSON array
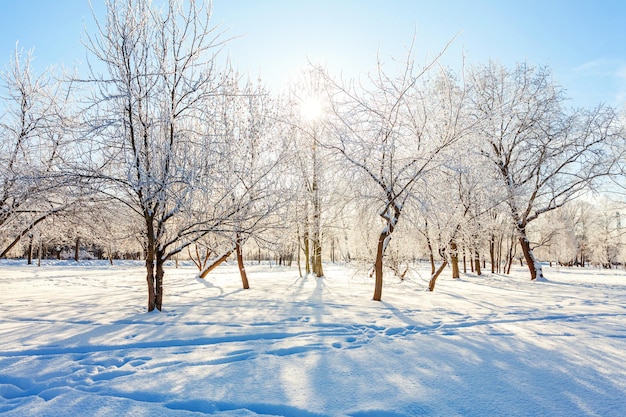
[
  {"x1": 284, "y1": 69, "x2": 338, "y2": 278},
  {"x1": 468, "y1": 62, "x2": 622, "y2": 281},
  {"x1": 586, "y1": 198, "x2": 625, "y2": 268},
  {"x1": 323, "y1": 44, "x2": 468, "y2": 300},
  {"x1": 0, "y1": 48, "x2": 75, "y2": 259},
  {"x1": 194, "y1": 72, "x2": 288, "y2": 289},
  {"x1": 83, "y1": 0, "x2": 232, "y2": 311}
]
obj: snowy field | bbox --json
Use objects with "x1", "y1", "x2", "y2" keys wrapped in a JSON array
[{"x1": 1, "y1": 260, "x2": 625, "y2": 416}]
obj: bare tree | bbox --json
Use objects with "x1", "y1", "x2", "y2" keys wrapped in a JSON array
[
  {"x1": 0, "y1": 48, "x2": 75, "y2": 259},
  {"x1": 83, "y1": 0, "x2": 231, "y2": 311},
  {"x1": 323, "y1": 44, "x2": 467, "y2": 300},
  {"x1": 286, "y1": 69, "x2": 334, "y2": 277},
  {"x1": 468, "y1": 62, "x2": 623, "y2": 280},
  {"x1": 195, "y1": 72, "x2": 288, "y2": 288}
]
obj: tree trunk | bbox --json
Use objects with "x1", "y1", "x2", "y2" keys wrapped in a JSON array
[
  {"x1": 27, "y1": 235, "x2": 33, "y2": 265},
  {"x1": 580, "y1": 249, "x2": 585, "y2": 267},
  {"x1": 303, "y1": 230, "x2": 311, "y2": 275},
  {"x1": 474, "y1": 251, "x2": 481, "y2": 275},
  {"x1": 505, "y1": 233, "x2": 515, "y2": 274},
  {"x1": 428, "y1": 249, "x2": 436, "y2": 275},
  {"x1": 424, "y1": 222, "x2": 435, "y2": 275},
  {"x1": 146, "y1": 254, "x2": 156, "y2": 312},
  {"x1": 311, "y1": 134, "x2": 323, "y2": 278},
  {"x1": 312, "y1": 239, "x2": 324, "y2": 277},
  {"x1": 497, "y1": 235, "x2": 503, "y2": 273},
  {"x1": 297, "y1": 233, "x2": 303, "y2": 278},
  {"x1": 74, "y1": 237, "x2": 80, "y2": 262},
  {"x1": 236, "y1": 234, "x2": 250, "y2": 289},
  {"x1": 428, "y1": 259, "x2": 448, "y2": 292},
  {"x1": 373, "y1": 231, "x2": 386, "y2": 301},
  {"x1": 198, "y1": 247, "x2": 235, "y2": 279},
  {"x1": 490, "y1": 233, "x2": 496, "y2": 273},
  {"x1": 373, "y1": 200, "x2": 401, "y2": 301},
  {"x1": 518, "y1": 231, "x2": 544, "y2": 280},
  {"x1": 155, "y1": 251, "x2": 165, "y2": 311},
  {"x1": 450, "y1": 240, "x2": 460, "y2": 279},
  {"x1": 145, "y1": 214, "x2": 157, "y2": 312}
]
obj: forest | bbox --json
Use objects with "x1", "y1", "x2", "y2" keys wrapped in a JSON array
[{"x1": 1, "y1": 0, "x2": 625, "y2": 311}]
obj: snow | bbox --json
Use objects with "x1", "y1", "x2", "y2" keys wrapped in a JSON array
[{"x1": 1, "y1": 260, "x2": 626, "y2": 416}]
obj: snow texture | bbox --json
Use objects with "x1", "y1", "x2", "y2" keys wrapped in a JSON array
[{"x1": 1, "y1": 260, "x2": 625, "y2": 416}]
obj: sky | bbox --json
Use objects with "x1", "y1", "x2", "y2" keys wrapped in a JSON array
[{"x1": 0, "y1": 0, "x2": 625, "y2": 108}]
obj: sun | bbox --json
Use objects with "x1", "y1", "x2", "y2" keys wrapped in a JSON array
[{"x1": 300, "y1": 97, "x2": 323, "y2": 121}]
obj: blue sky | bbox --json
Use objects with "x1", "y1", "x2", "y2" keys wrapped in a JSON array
[{"x1": 1, "y1": 0, "x2": 625, "y2": 108}]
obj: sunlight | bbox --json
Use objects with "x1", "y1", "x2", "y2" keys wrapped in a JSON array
[{"x1": 300, "y1": 96, "x2": 323, "y2": 121}]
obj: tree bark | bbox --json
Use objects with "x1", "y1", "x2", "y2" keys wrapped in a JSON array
[
  {"x1": 428, "y1": 259, "x2": 448, "y2": 292},
  {"x1": 74, "y1": 237, "x2": 80, "y2": 262},
  {"x1": 497, "y1": 235, "x2": 503, "y2": 273},
  {"x1": 505, "y1": 233, "x2": 515, "y2": 274},
  {"x1": 424, "y1": 221, "x2": 435, "y2": 275},
  {"x1": 490, "y1": 233, "x2": 496, "y2": 273},
  {"x1": 373, "y1": 200, "x2": 401, "y2": 301},
  {"x1": 27, "y1": 235, "x2": 33, "y2": 265},
  {"x1": 297, "y1": 231, "x2": 303, "y2": 278},
  {"x1": 312, "y1": 239, "x2": 324, "y2": 277},
  {"x1": 146, "y1": 252, "x2": 156, "y2": 312},
  {"x1": 428, "y1": 248, "x2": 436, "y2": 275},
  {"x1": 580, "y1": 249, "x2": 585, "y2": 267},
  {"x1": 450, "y1": 240, "x2": 460, "y2": 279},
  {"x1": 303, "y1": 229, "x2": 311, "y2": 275},
  {"x1": 155, "y1": 251, "x2": 165, "y2": 311},
  {"x1": 373, "y1": 231, "x2": 386, "y2": 301},
  {"x1": 198, "y1": 247, "x2": 235, "y2": 279},
  {"x1": 145, "y1": 213, "x2": 157, "y2": 312},
  {"x1": 311, "y1": 129, "x2": 324, "y2": 277},
  {"x1": 474, "y1": 251, "x2": 482, "y2": 276},
  {"x1": 236, "y1": 234, "x2": 250, "y2": 289},
  {"x1": 518, "y1": 232, "x2": 543, "y2": 280}
]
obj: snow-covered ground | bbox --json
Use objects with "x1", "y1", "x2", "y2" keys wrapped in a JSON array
[{"x1": 1, "y1": 260, "x2": 625, "y2": 416}]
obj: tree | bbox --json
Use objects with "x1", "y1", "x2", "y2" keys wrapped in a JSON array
[
  {"x1": 0, "y1": 48, "x2": 75, "y2": 259},
  {"x1": 586, "y1": 198, "x2": 625, "y2": 268},
  {"x1": 196, "y1": 71, "x2": 288, "y2": 288},
  {"x1": 84, "y1": 0, "x2": 231, "y2": 311},
  {"x1": 323, "y1": 43, "x2": 467, "y2": 300},
  {"x1": 286, "y1": 69, "x2": 334, "y2": 277},
  {"x1": 468, "y1": 62, "x2": 622, "y2": 280}
]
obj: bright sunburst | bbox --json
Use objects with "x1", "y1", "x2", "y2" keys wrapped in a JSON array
[{"x1": 300, "y1": 97, "x2": 323, "y2": 121}]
